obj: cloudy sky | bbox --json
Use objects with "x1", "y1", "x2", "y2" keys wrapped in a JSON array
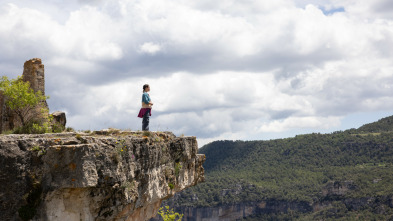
[{"x1": 1, "y1": 0, "x2": 393, "y2": 146}]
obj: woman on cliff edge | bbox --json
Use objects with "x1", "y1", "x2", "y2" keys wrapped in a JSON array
[{"x1": 138, "y1": 84, "x2": 153, "y2": 131}]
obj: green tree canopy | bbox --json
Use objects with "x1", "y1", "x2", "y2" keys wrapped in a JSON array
[{"x1": 0, "y1": 76, "x2": 49, "y2": 126}]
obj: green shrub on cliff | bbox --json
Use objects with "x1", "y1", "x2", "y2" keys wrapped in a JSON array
[
  {"x1": 0, "y1": 76, "x2": 49, "y2": 127},
  {"x1": 158, "y1": 206, "x2": 183, "y2": 221}
]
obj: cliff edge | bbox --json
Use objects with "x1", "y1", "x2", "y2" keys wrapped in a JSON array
[{"x1": 0, "y1": 131, "x2": 205, "y2": 221}]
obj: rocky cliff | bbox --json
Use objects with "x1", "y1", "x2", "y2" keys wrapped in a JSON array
[
  {"x1": 156, "y1": 181, "x2": 393, "y2": 221},
  {"x1": 0, "y1": 131, "x2": 205, "y2": 221},
  {"x1": 162, "y1": 197, "x2": 393, "y2": 221}
]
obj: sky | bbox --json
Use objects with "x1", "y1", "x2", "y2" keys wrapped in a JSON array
[{"x1": 1, "y1": 0, "x2": 393, "y2": 146}]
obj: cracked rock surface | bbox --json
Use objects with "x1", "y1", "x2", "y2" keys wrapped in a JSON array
[{"x1": 0, "y1": 131, "x2": 205, "y2": 221}]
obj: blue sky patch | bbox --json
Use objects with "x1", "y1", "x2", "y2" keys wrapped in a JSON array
[{"x1": 319, "y1": 6, "x2": 345, "y2": 15}]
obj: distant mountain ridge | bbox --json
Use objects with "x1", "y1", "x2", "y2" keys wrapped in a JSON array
[
  {"x1": 356, "y1": 115, "x2": 393, "y2": 133},
  {"x1": 157, "y1": 115, "x2": 393, "y2": 220}
]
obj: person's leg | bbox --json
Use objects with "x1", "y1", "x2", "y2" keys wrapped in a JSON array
[{"x1": 142, "y1": 109, "x2": 150, "y2": 131}]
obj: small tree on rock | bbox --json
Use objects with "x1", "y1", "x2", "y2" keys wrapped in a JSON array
[
  {"x1": 158, "y1": 206, "x2": 183, "y2": 221},
  {"x1": 0, "y1": 76, "x2": 49, "y2": 127}
]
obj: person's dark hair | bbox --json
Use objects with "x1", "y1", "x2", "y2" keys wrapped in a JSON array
[{"x1": 143, "y1": 84, "x2": 149, "y2": 92}]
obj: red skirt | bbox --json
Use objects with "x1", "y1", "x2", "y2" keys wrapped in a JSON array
[{"x1": 138, "y1": 108, "x2": 151, "y2": 118}]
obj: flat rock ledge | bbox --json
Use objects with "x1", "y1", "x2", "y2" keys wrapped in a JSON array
[{"x1": 0, "y1": 131, "x2": 205, "y2": 221}]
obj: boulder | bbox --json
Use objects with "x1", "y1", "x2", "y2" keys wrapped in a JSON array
[{"x1": 51, "y1": 111, "x2": 66, "y2": 127}]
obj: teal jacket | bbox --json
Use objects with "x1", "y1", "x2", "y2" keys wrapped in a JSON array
[{"x1": 142, "y1": 92, "x2": 151, "y2": 104}]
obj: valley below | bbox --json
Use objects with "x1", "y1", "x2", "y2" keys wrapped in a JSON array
[{"x1": 152, "y1": 115, "x2": 393, "y2": 220}]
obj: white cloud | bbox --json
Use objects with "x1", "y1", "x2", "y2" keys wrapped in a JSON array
[
  {"x1": 139, "y1": 42, "x2": 161, "y2": 54},
  {"x1": 258, "y1": 116, "x2": 342, "y2": 133},
  {"x1": 332, "y1": 0, "x2": 393, "y2": 20},
  {"x1": 51, "y1": 6, "x2": 124, "y2": 60},
  {"x1": 0, "y1": 3, "x2": 123, "y2": 61},
  {"x1": 1, "y1": 0, "x2": 393, "y2": 146}
]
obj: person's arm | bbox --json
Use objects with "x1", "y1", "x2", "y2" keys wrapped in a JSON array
[{"x1": 148, "y1": 94, "x2": 153, "y2": 106}]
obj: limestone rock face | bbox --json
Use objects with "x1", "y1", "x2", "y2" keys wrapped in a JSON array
[
  {"x1": 170, "y1": 201, "x2": 312, "y2": 221},
  {"x1": 22, "y1": 58, "x2": 45, "y2": 95},
  {"x1": 0, "y1": 131, "x2": 205, "y2": 221}
]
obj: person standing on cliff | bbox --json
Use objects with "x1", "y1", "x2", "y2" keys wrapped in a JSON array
[{"x1": 138, "y1": 84, "x2": 153, "y2": 131}]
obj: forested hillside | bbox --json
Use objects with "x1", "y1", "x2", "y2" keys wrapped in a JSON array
[
  {"x1": 356, "y1": 115, "x2": 393, "y2": 133},
  {"x1": 164, "y1": 115, "x2": 393, "y2": 220}
]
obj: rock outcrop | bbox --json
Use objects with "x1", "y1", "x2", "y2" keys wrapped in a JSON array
[
  {"x1": 0, "y1": 58, "x2": 67, "y2": 133},
  {"x1": 156, "y1": 180, "x2": 391, "y2": 220},
  {"x1": 162, "y1": 201, "x2": 312, "y2": 221},
  {"x1": 22, "y1": 58, "x2": 46, "y2": 96},
  {"x1": 0, "y1": 131, "x2": 205, "y2": 221},
  {"x1": 50, "y1": 111, "x2": 67, "y2": 127}
]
